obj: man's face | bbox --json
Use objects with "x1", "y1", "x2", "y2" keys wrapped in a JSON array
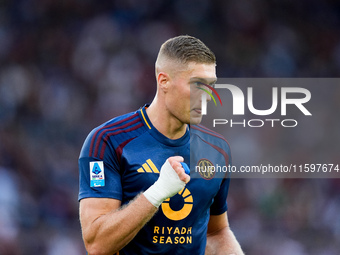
[{"x1": 166, "y1": 62, "x2": 216, "y2": 125}]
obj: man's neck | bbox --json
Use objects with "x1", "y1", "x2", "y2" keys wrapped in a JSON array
[{"x1": 146, "y1": 103, "x2": 187, "y2": 140}]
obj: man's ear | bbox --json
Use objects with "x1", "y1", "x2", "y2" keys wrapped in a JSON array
[{"x1": 157, "y1": 72, "x2": 170, "y2": 92}]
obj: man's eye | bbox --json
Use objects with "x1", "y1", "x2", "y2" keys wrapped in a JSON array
[{"x1": 195, "y1": 82, "x2": 205, "y2": 87}]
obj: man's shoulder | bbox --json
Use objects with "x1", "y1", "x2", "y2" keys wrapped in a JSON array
[
  {"x1": 97, "y1": 110, "x2": 141, "y2": 131},
  {"x1": 190, "y1": 124, "x2": 232, "y2": 168},
  {"x1": 80, "y1": 109, "x2": 147, "y2": 159},
  {"x1": 88, "y1": 110, "x2": 142, "y2": 139},
  {"x1": 190, "y1": 124, "x2": 231, "y2": 151},
  {"x1": 191, "y1": 124, "x2": 229, "y2": 143}
]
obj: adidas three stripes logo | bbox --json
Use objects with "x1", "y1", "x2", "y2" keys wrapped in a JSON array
[{"x1": 137, "y1": 159, "x2": 160, "y2": 173}]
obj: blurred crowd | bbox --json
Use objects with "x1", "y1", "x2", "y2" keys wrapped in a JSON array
[{"x1": 0, "y1": 0, "x2": 340, "y2": 254}]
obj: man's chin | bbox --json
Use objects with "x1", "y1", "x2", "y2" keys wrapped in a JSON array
[{"x1": 190, "y1": 115, "x2": 203, "y2": 125}]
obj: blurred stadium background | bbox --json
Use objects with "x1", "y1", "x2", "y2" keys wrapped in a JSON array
[{"x1": 0, "y1": 0, "x2": 340, "y2": 254}]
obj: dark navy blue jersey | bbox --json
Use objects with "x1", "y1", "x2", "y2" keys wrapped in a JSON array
[{"x1": 78, "y1": 106, "x2": 232, "y2": 255}]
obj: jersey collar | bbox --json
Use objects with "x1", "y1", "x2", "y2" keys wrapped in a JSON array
[{"x1": 139, "y1": 105, "x2": 189, "y2": 147}]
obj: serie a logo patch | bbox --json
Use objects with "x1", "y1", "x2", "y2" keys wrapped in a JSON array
[{"x1": 90, "y1": 161, "x2": 105, "y2": 187}]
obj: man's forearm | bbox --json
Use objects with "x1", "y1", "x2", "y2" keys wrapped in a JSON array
[
  {"x1": 82, "y1": 194, "x2": 157, "y2": 255},
  {"x1": 205, "y1": 227, "x2": 244, "y2": 255}
]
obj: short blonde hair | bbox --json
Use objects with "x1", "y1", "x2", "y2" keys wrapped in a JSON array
[{"x1": 157, "y1": 35, "x2": 216, "y2": 65}]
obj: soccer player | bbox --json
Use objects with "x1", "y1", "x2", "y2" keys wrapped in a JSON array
[{"x1": 78, "y1": 35, "x2": 244, "y2": 255}]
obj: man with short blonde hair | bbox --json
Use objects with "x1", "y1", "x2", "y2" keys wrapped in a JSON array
[{"x1": 79, "y1": 35, "x2": 244, "y2": 255}]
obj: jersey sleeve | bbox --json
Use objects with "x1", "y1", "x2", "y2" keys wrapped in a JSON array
[
  {"x1": 209, "y1": 177, "x2": 230, "y2": 215},
  {"x1": 210, "y1": 139, "x2": 232, "y2": 215},
  {"x1": 78, "y1": 128, "x2": 122, "y2": 201}
]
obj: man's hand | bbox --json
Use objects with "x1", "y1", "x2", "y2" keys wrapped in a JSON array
[{"x1": 143, "y1": 156, "x2": 190, "y2": 207}]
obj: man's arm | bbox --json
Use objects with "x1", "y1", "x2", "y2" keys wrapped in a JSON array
[
  {"x1": 79, "y1": 156, "x2": 190, "y2": 255},
  {"x1": 80, "y1": 195, "x2": 157, "y2": 255},
  {"x1": 205, "y1": 212, "x2": 244, "y2": 255}
]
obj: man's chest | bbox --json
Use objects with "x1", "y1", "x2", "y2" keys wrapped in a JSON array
[{"x1": 119, "y1": 141, "x2": 225, "y2": 207}]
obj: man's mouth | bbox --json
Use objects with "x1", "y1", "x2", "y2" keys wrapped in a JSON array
[{"x1": 192, "y1": 108, "x2": 201, "y2": 114}]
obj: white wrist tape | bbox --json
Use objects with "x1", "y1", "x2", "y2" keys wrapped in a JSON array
[{"x1": 143, "y1": 159, "x2": 186, "y2": 207}]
